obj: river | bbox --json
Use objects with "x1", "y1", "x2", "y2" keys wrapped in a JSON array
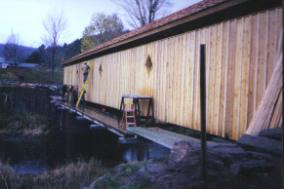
[{"x1": 0, "y1": 86, "x2": 169, "y2": 175}]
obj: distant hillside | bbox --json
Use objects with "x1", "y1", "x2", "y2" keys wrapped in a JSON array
[
  {"x1": 0, "y1": 39, "x2": 81, "y2": 66},
  {"x1": 0, "y1": 44, "x2": 36, "y2": 61}
]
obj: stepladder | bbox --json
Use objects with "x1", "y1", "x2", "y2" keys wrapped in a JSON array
[{"x1": 121, "y1": 103, "x2": 137, "y2": 129}]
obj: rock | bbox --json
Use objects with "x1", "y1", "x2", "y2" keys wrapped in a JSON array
[
  {"x1": 246, "y1": 151, "x2": 272, "y2": 161},
  {"x1": 230, "y1": 159, "x2": 272, "y2": 175},
  {"x1": 238, "y1": 134, "x2": 282, "y2": 156},
  {"x1": 230, "y1": 163, "x2": 241, "y2": 175},
  {"x1": 240, "y1": 159, "x2": 272, "y2": 172},
  {"x1": 206, "y1": 154, "x2": 226, "y2": 172},
  {"x1": 143, "y1": 163, "x2": 165, "y2": 174},
  {"x1": 208, "y1": 143, "x2": 247, "y2": 160},
  {"x1": 259, "y1": 128, "x2": 282, "y2": 141},
  {"x1": 169, "y1": 141, "x2": 193, "y2": 164}
]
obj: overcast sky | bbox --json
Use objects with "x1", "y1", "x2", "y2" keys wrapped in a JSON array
[{"x1": 0, "y1": 0, "x2": 201, "y2": 47}]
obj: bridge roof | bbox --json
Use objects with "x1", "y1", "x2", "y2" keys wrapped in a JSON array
[{"x1": 63, "y1": 0, "x2": 280, "y2": 66}]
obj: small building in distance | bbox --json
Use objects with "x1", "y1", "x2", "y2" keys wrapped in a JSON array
[
  {"x1": 0, "y1": 57, "x2": 8, "y2": 69},
  {"x1": 16, "y1": 63, "x2": 39, "y2": 69}
]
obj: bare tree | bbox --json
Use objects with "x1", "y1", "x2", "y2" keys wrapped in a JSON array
[
  {"x1": 42, "y1": 13, "x2": 67, "y2": 73},
  {"x1": 114, "y1": 0, "x2": 171, "y2": 27},
  {"x1": 3, "y1": 32, "x2": 20, "y2": 65}
]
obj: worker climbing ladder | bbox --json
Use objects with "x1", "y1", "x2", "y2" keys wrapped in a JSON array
[{"x1": 76, "y1": 63, "x2": 94, "y2": 108}]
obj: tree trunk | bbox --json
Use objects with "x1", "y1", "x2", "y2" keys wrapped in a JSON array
[{"x1": 51, "y1": 46, "x2": 56, "y2": 81}]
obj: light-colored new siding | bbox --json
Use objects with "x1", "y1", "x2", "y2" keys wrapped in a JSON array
[{"x1": 64, "y1": 7, "x2": 282, "y2": 140}]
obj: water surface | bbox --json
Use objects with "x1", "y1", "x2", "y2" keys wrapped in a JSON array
[{"x1": 0, "y1": 87, "x2": 169, "y2": 175}]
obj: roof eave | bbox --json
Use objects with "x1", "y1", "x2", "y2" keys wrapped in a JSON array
[{"x1": 63, "y1": 0, "x2": 281, "y2": 66}]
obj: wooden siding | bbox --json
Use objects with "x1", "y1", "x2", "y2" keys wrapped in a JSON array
[{"x1": 64, "y1": 7, "x2": 282, "y2": 140}]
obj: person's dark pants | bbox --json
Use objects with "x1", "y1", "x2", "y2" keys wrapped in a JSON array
[{"x1": 83, "y1": 74, "x2": 88, "y2": 82}]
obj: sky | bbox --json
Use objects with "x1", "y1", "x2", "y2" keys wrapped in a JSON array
[{"x1": 0, "y1": 0, "x2": 201, "y2": 47}]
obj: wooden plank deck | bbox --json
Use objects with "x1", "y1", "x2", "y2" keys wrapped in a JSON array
[
  {"x1": 58, "y1": 102, "x2": 215, "y2": 149},
  {"x1": 59, "y1": 103, "x2": 126, "y2": 137},
  {"x1": 80, "y1": 106, "x2": 123, "y2": 131},
  {"x1": 127, "y1": 127, "x2": 201, "y2": 149}
]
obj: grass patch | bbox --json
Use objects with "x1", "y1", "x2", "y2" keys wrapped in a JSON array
[
  {"x1": 0, "y1": 112, "x2": 49, "y2": 136},
  {"x1": 92, "y1": 162, "x2": 152, "y2": 189},
  {"x1": 99, "y1": 174, "x2": 123, "y2": 189},
  {"x1": 0, "y1": 159, "x2": 107, "y2": 189},
  {"x1": 123, "y1": 163, "x2": 140, "y2": 176},
  {"x1": 124, "y1": 176, "x2": 151, "y2": 189}
]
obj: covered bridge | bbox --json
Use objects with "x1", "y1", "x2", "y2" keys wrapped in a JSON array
[{"x1": 63, "y1": 0, "x2": 282, "y2": 140}]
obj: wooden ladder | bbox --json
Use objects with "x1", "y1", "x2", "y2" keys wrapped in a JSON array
[
  {"x1": 123, "y1": 105, "x2": 136, "y2": 127},
  {"x1": 76, "y1": 63, "x2": 94, "y2": 108}
]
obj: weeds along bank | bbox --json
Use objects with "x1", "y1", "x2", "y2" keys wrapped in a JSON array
[
  {"x1": 0, "y1": 159, "x2": 107, "y2": 189},
  {"x1": 0, "y1": 87, "x2": 52, "y2": 136},
  {"x1": 0, "y1": 86, "x2": 172, "y2": 189},
  {"x1": 0, "y1": 87, "x2": 107, "y2": 189},
  {"x1": 0, "y1": 112, "x2": 49, "y2": 136}
]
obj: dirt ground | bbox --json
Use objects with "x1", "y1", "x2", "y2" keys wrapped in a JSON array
[{"x1": 87, "y1": 141, "x2": 282, "y2": 189}]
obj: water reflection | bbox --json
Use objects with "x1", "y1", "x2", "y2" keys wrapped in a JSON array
[{"x1": 0, "y1": 87, "x2": 169, "y2": 175}]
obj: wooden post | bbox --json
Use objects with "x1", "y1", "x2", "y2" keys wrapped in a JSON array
[
  {"x1": 281, "y1": 27, "x2": 283, "y2": 189},
  {"x1": 200, "y1": 44, "x2": 207, "y2": 180}
]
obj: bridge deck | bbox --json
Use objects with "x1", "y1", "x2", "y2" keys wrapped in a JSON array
[
  {"x1": 57, "y1": 102, "x2": 209, "y2": 149},
  {"x1": 59, "y1": 103, "x2": 126, "y2": 137},
  {"x1": 127, "y1": 127, "x2": 201, "y2": 149}
]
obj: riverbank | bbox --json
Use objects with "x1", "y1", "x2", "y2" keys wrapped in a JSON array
[
  {"x1": 0, "y1": 111, "x2": 108, "y2": 189},
  {"x1": 86, "y1": 141, "x2": 282, "y2": 189},
  {"x1": 0, "y1": 86, "x2": 172, "y2": 188},
  {"x1": 0, "y1": 110, "x2": 108, "y2": 189},
  {"x1": 0, "y1": 67, "x2": 63, "y2": 84},
  {"x1": 1, "y1": 139, "x2": 281, "y2": 189},
  {"x1": 0, "y1": 112, "x2": 49, "y2": 136},
  {"x1": 0, "y1": 159, "x2": 107, "y2": 189}
]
